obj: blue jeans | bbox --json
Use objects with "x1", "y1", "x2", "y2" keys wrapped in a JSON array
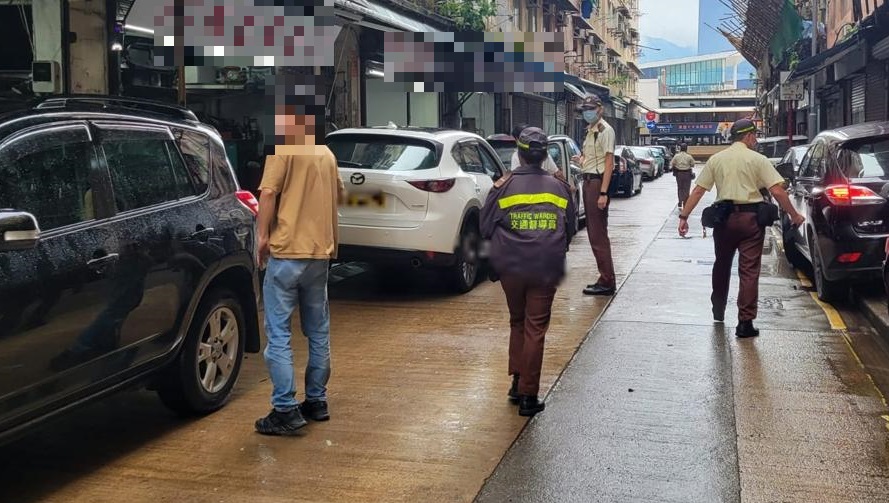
[{"x1": 262, "y1": 257, "x2": 331, "y2": 412}]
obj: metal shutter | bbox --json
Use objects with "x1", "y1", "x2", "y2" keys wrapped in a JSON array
[
  {"x1": 866, "y1": 62, "x2": 888, "y2": 122},
  {"x1": 513, "y1": 94, "x2": 530, "y2": 126},
  {"x1": 851, "y1": 74, "x2": 866, "y2": 124},
  {"x1": 556, "y1": 100, "x2": 567, "y2": 135}
]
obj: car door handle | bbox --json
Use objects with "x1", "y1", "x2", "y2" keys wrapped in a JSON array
[
  {"x1": 87, "y1": 253, "x2": 119, "y2": 269},
  {"x1": 189, "y1": 227, "x2": 215, "y2": 241}
]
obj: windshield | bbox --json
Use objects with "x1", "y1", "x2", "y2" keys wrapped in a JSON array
[
  {"x1": 841, "y1": 138, "x2": 889, "y2": 179},
  {"x1": 327, "y1": 136, "x2": 438, "y2": 171},
  {"x1": 630, "y1": 147, "x2": 652, "y2": 159},
  {"x1": 492, "y1": 146, "x2": 514, "y2": 166}
]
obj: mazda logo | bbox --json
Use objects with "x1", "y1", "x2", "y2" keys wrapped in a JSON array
[{"x1": 350, "y1": 173, "x2": 365, "y2": 185}]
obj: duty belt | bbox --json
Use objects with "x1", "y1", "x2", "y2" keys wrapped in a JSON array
[
  {"x1": 581, "y1": 173, "x2": 603, "y2": 180},
  {"x1": 732, "y1": 203, "x2": 761, "y2": 213}
]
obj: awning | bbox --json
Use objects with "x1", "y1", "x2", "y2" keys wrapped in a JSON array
[
  {"x1": 565, "y1": 82, "x2": 587, "y2": 99},
  {"x1": 335, "y1": 0, "x2": 447, "y2": 32},
  {"x1": 556, "y1": 0, "x2": 580, "y2": 14},
  {"x1": 790, "y1": 32, "x2": 864, "y2": 80}
]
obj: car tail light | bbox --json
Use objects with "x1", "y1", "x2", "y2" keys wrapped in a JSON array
[
  {"x1": 407, "y1": 179, "x2": 456, "y2": 193},
  {"x1": 640, "y1": 159, "x2": 651, "y2": 165},
  {"x1": 824, "y1": 185, "x2": 884, "y2": 206},
  {"x1": 836, "y1": 252, "x2": 863, "y2": 263},
  {"x1": 236, "y1": 190, "x2": 260, "y2": 216},
  {"x1": 885, "y1": 237, "x2": 889, "y2": 256}
]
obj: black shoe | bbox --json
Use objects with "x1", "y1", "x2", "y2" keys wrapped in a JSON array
[
  {"x1": 300, "y1": 400, "x2": 330, "y2": 421},
  {"x1": 583, "y1": 284, "x2": 615, "y2": 296},
  {"x1": 712, "y1": 305, "x2": 725, "y2": 323},
  {"x1": 735, "y1": 320, "x2": 760, "y2": 338},
  {"x1": 518, "y1": 396, "x2": 545, "y2": 417},
  {"x1": 255, "y1": 408, "x2": 308, "y2": 435},
  {"x1": 508, "y1": 375, "x2": 520, "y2": 404}
]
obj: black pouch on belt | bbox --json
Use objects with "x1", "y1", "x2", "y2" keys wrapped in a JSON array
[
  {"x1": 701, "y1": 201, "x2": 733, "y2": 228},
  {"x1": 756, "y1": 202, "x2": 779, "y2": 227}
]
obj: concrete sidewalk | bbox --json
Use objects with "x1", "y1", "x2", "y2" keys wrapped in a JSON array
[{"x1": 476, "y1": 195, "x2": 889, "y2": 502}]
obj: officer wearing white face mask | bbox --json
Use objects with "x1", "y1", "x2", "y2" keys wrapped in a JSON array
[{"x1": 571, "y1": 95, "x2": 616, "y2": 296}]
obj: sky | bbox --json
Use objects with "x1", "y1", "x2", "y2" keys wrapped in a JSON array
[{"x1": 638, "y1": 0, "x2": 700, "y2": 53}]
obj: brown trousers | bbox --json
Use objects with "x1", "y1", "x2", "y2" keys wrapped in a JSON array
[
  {"x1": 501, "y1": 275, "x2": 557, "y2": 397},
  {"x1": 712, "y1": 212, "x2": 765, "y2": 321},
  {"x1": 582, "y1": 178, "x2": 616, "y2": 288},
  {"x1": 675, "y1": 170, "x2": 693, "y2": 206}
]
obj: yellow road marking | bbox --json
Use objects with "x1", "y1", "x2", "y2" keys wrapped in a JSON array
[
  {"x1": 809, "y1": 292, "x2": 847, "y2": 330},
  {"x1": 796, "y1": 270, "x2": 813, "y2": 288}
]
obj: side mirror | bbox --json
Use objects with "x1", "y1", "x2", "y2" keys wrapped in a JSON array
[
  {"x1": 775, "y1": 162, "x2": 795, "y2": 183},
  {"x1": 0, "y1": 211, "x2": 40, "y2": 251}
]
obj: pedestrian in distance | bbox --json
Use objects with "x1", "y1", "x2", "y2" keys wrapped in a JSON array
[
  {"x1": 678, "y1": 119, "x2": 805, "y2": 338},
  {"x1": 254, "y1": 103, "x2": 346, "y2": 436},
  {"x1": 481, "y1": 127, "x2": 577, "y2": 417},
  {"x1": 671, "y1": 143, "x2": 696, "y2": 209},
  {"x1": 571, "y1": 95, "x2": 616, "y2": 296}
]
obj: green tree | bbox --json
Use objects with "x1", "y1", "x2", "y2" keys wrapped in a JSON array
[{"x1": 438, "y1": 0, "x2": 496, "y2": 31}]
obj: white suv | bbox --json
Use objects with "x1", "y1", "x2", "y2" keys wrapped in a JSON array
[{"x1": 326, "y1": 127, "x2": 506, "y2": 293}]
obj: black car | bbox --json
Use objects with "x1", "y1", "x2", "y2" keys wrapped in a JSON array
[
  {"x1": 612, "y1": 146, "x2": 644, "y2": 197},
  {"x1": 778, "y1": 122, "x2": 889, "y2": 302},
  {"x1": 0, "y1": 96, "x2": 261, "y2": 443}
]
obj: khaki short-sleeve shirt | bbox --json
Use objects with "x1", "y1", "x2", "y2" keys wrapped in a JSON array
[
  {"x1": 259, "y1": 145, "x2": 344, "y2": 259},
  {"x1": 581, "y1": 120, "x2": 615, "y2": 174},
  {"x1": 671, "y1": 151, "x2": 696, "y2": 170},
  {"x1": 695, "y1": 142, "x2": 786, "y2": 203}
]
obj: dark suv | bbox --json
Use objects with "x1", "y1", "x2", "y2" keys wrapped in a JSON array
[
  {"x1": 0, "y1": 97, "x2": 261, "y2": 443},
  {"x1": 779, "y1": 122, "x2": 889, "y2": 302}
]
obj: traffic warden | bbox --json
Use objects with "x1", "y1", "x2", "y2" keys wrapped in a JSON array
[
  {"x1": 671, "y1": 143, "x2": 696, "y2": 209},
  {"x1": 481, "y1": 127, "x2": 577, "y2": 417},
  {"x1": 678, "y1": 119, "x2": 805, "y2": 338},
  {"x1": 509, "y1": 123, "x2": 560, "y2": 176},
  {"x1": 572, "y1": 95, "x2": 616, "y2": 296}
]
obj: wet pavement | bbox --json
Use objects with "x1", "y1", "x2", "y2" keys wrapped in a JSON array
[
  {"x1": 477, "y1": 172, "x2": 889, "y2": 502},
  {"x1": 2, "y1": 171, "x2": 889, "y2": 502}
]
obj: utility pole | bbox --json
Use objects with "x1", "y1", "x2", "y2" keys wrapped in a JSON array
[
  {"x1": 808, "y1": 0, "x2": 819, "y2": 140},
  {"x1": 174, "y1": 0, "x2": 186, "y2": 106}
]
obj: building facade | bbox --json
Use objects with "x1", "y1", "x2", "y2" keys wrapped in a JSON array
[{"x1": 639, "y1": 51, "x2": 758, "y2": 144}]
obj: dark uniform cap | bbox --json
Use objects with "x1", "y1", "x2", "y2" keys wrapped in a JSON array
[
  {"x1": 576, "y1": 95, "x2": 603, "y2": 111},
  {"x1": 729, "y1": 118, "x2": 758, "y2": 137},
  {"x1": 516, "y1": 127, "x2": 548, "y2": 151}
]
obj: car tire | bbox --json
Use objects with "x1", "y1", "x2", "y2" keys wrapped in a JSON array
[
  {"x1": 811, "y1": 238, "x2": 847, "y2": 303},
  {"x1": 157, "y1": 288, "x2": 246, "y2": 415},
  {"x1": 635, "y1": 181, "x2": 642, "y2": 195},
  {"x1": 449, "y1": 218, "x2": 480, "y2": 293}
]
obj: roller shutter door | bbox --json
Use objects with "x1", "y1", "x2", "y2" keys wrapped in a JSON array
[
  {"x1": 866, "y1": 62, "x2": 888, "y2": 122},
  {"x1": 851, "y1": 74, "x2": 866, "y2": 124}
]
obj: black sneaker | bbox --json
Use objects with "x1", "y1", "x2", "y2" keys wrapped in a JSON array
[
  {"x1": 301, "y1": 400, "x2": 330, "y2": 421},
  {"x1": 735, "y1": 320, "x2": 760, "y2": 338},
  {"x1": 255, "y1": 408, "x2": 308, "y2": 436},
  {"x1": 508, "y1": 375, "x2": 520, "y2": 404},
  {"x1": 518, "y1": 396, "x2": 545, "y2": 417}
]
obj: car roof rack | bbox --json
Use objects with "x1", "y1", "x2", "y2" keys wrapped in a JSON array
[{"x1": 34, "y1": 96, "x2": 199, "y2": 122}]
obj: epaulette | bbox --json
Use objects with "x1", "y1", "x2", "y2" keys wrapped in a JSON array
[{"x1": 493, "y1": 173, "x2": 513, "y2": 188}]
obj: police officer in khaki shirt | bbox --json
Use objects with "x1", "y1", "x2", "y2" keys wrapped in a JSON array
[
  {"x1": 678, "y1": 119, "x2": 804, "y2": 338},
  {"x1": 571, "y1": 95, "x2": 617, "y2": 296},
  {"x1": 671, "y1": 143, "x2": 696, "y2": 208}
]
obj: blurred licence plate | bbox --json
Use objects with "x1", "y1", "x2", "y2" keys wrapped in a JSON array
[{"x1": 347, "y1": 192, "x2": 386, "y2": 207}]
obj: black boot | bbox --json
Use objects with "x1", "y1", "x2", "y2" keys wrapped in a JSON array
[
  {"x1": 508, "y1": 374, "x2": 520, "y2": 403},
  {"x1": 518, "y1": 395, "x2": 545, "y2": 417},
  {"x1": 735, "y1": 320, "x2": 760, "y2": 338}
]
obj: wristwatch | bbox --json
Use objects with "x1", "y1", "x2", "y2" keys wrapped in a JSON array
[
  {"x1": 678, "y1": 214, "x2": 689, "y2": 221},
  {"x1": 599, "y1": 191, "x2": 608, "y2": 196}
]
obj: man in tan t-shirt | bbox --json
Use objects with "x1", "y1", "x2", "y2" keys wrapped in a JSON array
[
  {"x1": 678, "y1": 119, "x2": 804, "y2": 338},
  {"x1": 254, "y1": 105, "x2": 345, "y2": 436}
]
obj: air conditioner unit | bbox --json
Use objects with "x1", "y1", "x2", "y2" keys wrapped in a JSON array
[
  {"x1": 587, "y1": 35, "x2": 596, "y2": 45},
  {"x1": 597, "y1": 44, "x2": 608, "y2": 55},
  {"x1": 32, "y1": 61, "x2": 62, "y2": 94}
]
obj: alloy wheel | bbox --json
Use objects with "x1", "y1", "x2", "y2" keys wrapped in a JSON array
[{"x1": 196, "y1": 306, "x2": 240, "y2": 394}]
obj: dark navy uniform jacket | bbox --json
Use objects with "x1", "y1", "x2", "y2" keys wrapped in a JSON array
[{"x1": 480, "y1": 165, "x2": 577, "y2": 286}]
